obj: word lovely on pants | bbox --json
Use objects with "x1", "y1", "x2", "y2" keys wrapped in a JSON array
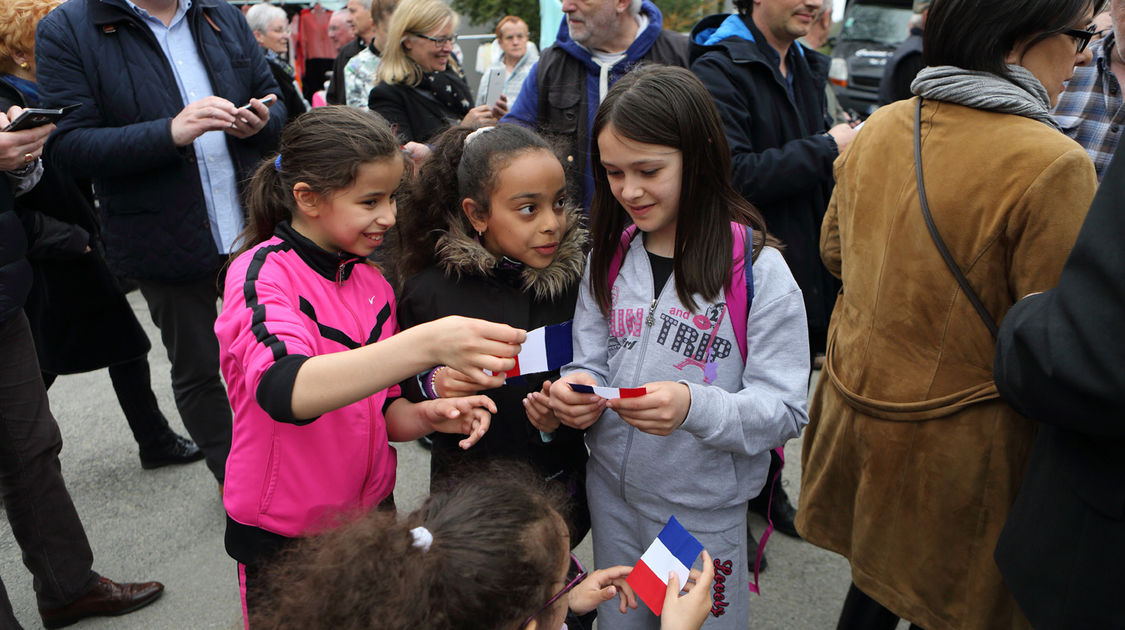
[
  {"x1": 626, "y1": 516, "x2": 704, "y2": 615},
  {"x1": 568, "y1": 383, "x2": 648, "y2": 399},
  {"x1": 485, "y1": 321, "x2": 573, "y2": 380}
]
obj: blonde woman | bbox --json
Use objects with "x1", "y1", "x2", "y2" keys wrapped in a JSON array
[{"x1": 368, "y1": 0, "x2": 505, "y2": 143}]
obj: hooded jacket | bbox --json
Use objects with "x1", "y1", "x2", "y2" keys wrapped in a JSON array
[
  {"x1": 217, "y1": 222, "x2": 399, "y2": 565},
  {"x1": 690, "y1": 13, "x2": 839, "y2": 350},
  {"x1": 35, "y1": 0, "x2": 284, "y2": 283},
  {"x1": 396, "y1": 208, "x2": 589, "y2": 493},
  {"x1": 564, "y1": 238, "x2": 809, "y2": 533},
  {"x1": 502, "y1": 0, "x2": 690, "y2": 209}
]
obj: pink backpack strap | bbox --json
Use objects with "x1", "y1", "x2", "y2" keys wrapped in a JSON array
[
  {"x1": 726, "y1": 222, "x2": 754, "y2": 362},
  {"x1": 607, "y1": 224, "x2": 639, "y2": 288}
]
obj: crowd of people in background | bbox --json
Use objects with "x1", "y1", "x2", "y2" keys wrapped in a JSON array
[{"x1": 1, "y1": 0, "x2": 1123, "y2": 628}]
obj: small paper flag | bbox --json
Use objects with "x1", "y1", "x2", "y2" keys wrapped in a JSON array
[
  {"x1": 568, "y1": 383, "x2": 647, "y2": 399},
  {"x1": 485, "y1": 321, "x2": 573, "y2": 379},
  {"x1": 626, "y1": 516, "x2": 703, "y2": 616}
]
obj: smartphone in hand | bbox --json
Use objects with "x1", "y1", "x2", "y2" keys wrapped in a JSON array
[
  {"x1": 239, "y1": 94, "x2": 277, "y2": 110},
  {"x1": 3, "y1": 104, "x2": 81, "y2": 132},
  {"x1": 485, "y1": 68, "x2": 505, "y2": 107}
]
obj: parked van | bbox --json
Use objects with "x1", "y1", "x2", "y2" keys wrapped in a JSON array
[{"x1": 828, "y1": 0, "x2": 914, "y2": 116}]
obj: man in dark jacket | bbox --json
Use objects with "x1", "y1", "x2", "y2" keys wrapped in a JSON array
[
  {"x1": 992, "y1": 145, "x2": 1125, "y2": 630},
  {"x1": 0, "y1": 107, "x2": 163, "y2": 630},
  {"x1": 502, "y1": 0, "x2": 690, "y2": 209},
  {"x1": 36, "y1": 0, "x2": 285, "y2": 484},
  {"x1": 690, "y1": 0, "x2": 856, "y2": 544},
  {"x1": 877, "y1": 0, "x2": 928, "y2": 106}
]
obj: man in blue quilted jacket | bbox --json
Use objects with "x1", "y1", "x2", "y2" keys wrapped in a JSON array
[{"x1": 36, "y1": 0, "x2": 285, "y2": 485}]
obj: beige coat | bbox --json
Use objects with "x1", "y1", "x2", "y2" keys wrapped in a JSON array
[{"x1": 795, "y1": 97, "x2": 1097, "y2": 630}]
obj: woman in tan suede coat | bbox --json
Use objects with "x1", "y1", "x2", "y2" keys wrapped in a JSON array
[{"x1": 794, "y1": 0, "x2": 1103, "y2": 628}]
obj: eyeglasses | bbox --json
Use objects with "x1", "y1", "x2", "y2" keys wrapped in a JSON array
[
  {"x1": 411, "y1": 31, "x2": 457, "y2": 47},
  {"x1": 1060, "y1": 24, "x2": 1098, "y2": 53},
  {"x1": 521, "y1": 553, "x2": 587, "y2": 629}
]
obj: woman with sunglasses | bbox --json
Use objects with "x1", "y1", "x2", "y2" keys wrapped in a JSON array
[
  {"x1": 250, "y1": 469, "x2": 715, "y2": 630},
  {"x1": 795, "y1": 0, "x2": 1103, "y2": 629},
  {"x1": 369, "y1": 0, "x2": 506, "y2": 144}
]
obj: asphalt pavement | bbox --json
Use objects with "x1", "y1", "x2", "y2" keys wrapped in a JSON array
[{"x1": 0, "y1": 291, "x2": 889, "y2": 629}]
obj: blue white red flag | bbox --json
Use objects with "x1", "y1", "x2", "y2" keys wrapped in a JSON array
[
  {"x1": 567, "y1": 383, "x2": 647, "y2": 399},
  {"x1": 487, "y1": 321, "x2": 573, "y2": 379},
  {"x1": 626, "y1": 516, "x2": 703, "y2": 615}
]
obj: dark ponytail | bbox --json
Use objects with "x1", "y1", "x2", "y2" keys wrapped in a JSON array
[
  {"x1": 252, "y1": 466, "x2": 568, "y2": 630},
  {"x1": 234, "y1": 106, "x2": 404, "y2": 258},
  {"x1": 394, "y1": 124, "x2": 556, "y2": 282}
]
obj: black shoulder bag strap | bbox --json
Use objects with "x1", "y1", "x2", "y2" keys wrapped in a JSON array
[{"x1": 913, "y1": 98, "x2": 999, "y2": 338}]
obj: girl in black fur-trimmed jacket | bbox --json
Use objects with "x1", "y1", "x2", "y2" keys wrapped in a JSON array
[{"x1": 394, "y1": 123, "x2": 590, "y2": 544}]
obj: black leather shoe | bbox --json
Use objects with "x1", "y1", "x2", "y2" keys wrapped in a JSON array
[
  {"x1": 39, "y1": 576, "x2": 163, "y2": 629},
  {"x1": 750, "y1": 483, "x2": 801, "y2": 539},
  {"x1": 139, "y1": 434, "x2": 204, "y2": 469}
]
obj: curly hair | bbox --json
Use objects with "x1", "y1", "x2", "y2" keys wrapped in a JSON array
[
  {"x1": 236, "y1": 106, "x2": 405, "y2": 257},
  {"x1": 0, "y1": 0, "x2": 62, "y2": 74},
  {"x1": 393, "y1": 123, "x2": 556, "y2": 282},
  {"x1": 251, "y1": 466, "x2": 568, "y2": 630}
]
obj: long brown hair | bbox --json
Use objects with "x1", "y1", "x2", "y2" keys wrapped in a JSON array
[
  {"x1": 588, "y1": 65, "x2": 772, "y2": 316},
  {"x1": 251, "y1": 466, "x2": 568, "y2": 630},
  {"x1": 235, "y1": 107, "x2": 403, "y2": 259}
]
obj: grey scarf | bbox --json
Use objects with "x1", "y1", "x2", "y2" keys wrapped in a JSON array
[{"x1": 910, "y1": 64, "x2": 1058, "y2": 130}]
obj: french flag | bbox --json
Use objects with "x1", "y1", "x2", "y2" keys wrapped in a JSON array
[
  {"x1": 505, "y1": 321, "x2": 573, "y2": 379},
  {"x1": 627, "y1": 516, "x2": 703, "y2": 616}
]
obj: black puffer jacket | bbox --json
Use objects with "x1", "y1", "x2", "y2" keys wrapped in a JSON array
[
  {"x1": 35, "y1": 0, "x2": 284, "y2": 283},
  {"x1": 690, "y1": 13, "x2": 839, "y2": 350},
  {"x1": 1, "y1": 78, "x2": 150, "y2": 373},
  {"x1": 396, "y1": 208, "x2": 589, "y2": 540}
]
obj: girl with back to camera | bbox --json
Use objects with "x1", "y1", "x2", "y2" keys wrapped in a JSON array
[
  {"x1": 394, "y1": 123, "x2": 591, "y2": 542},
  {"x1": 251, "y1": 468, "x2": 717, "y2": 630},
  {"x1": 549, "y1": 65, "x2": 810, "y2": 630},
  {"x1": 214, "y1": 107, "x2": 526, "y2": 626}
]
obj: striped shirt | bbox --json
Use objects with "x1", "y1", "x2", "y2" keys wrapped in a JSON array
[{"x1": 1052, "y1": 35, "x2": 1124, "y2": 182}]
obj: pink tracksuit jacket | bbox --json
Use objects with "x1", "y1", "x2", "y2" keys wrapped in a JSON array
[{"x1": 216, "y1": 223, "x2": 399, "y2": 552}]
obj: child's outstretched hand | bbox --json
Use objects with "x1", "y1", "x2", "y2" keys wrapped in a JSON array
[
  {"x1": 549, "y1": 373, "x2": 607, "y2": 429},
  {"x1": 607, "y1": 381, "x2": 691, "y2": 436},
  {"x1": 423, "y1": 395, "x2": 496, "y2": 449},
  {"x1": 569, "y1": 565, "x2": 637, "y2": 615},
  {"x1": 660, "y1": 550, "x2": 715, "y2": 630},
  {"x1": 426, "y1": 316, "x2": 526, "y2": 391},
  {"x1": 525, "y1": 380, "x2": 560, "y2": 433}
]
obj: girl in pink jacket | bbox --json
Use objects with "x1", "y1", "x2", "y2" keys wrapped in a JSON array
[{"x1": 213, "y1": 107, "x2": 527, "y2": 627}]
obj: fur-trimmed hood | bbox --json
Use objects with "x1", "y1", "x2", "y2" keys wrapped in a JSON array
[{"x1": 434, "y1": 206, "x2": 587, "y2": 302}]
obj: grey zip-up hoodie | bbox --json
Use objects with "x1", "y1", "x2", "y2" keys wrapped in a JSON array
[{"x1": 564, "y1": 238, "x2": 810, "y2": 532}]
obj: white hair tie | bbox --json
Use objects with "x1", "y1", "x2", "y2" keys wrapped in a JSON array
[
  {"x1": 464, "y1": 125, "x2": 499, "y2": 147},
  {"x1": 410, "y1": 526, "x2": 433, "y2": 552}
]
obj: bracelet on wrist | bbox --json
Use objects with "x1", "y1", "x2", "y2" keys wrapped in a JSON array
[{"x1": 424, "y1": 366, "x2": 445, "y2": 399}]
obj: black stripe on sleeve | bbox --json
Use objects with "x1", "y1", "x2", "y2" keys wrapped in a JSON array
[{"x1": 244, "y1": 243, "x2": 293, "y2": 362}]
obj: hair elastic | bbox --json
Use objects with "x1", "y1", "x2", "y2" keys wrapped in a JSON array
[
  {"x1": 464, "y1": 125, "x2": 498, "y2": 147},
  {"x1": 274, "y1": 154, "x2": 282, "y2": 172},
  {"x1": 410, "y1": 526, "x2": 433, "y2": 552}
]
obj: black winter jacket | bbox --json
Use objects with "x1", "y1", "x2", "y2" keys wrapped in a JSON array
[
  {"x1": 35, "y1": 0, "x2": 284, "y2": 283},
  {"x1": 1, "y1": 78, "x2": 150, "y2": 373},
  {"x1": 993, "y1": 145, "x2": 1125, "y2": 630},
  {"x1": 690, "y1": 13, "x2": 839, "y2": 348},
  {"x1": 368, "y1": 66, "x2": 472, "y2": 144},
  {"x1": 396, "y1": 209, "x2": 589, "y2": 539}
]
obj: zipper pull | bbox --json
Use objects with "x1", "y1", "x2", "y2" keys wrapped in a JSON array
[
  {"x1": 646, "y1": 297, "x2": 658, "y2": 327},
  {"x1": 335, "y1": 261, "x2": 345, "y2": 286}
]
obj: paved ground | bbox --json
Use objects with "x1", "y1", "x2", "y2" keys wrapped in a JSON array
[{"x1": 0, "y1": 291, "x2": 891, "y2": 629}]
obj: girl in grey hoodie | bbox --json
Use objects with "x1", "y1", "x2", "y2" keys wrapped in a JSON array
[{"x1": 547, "y1": 66, "x2": 810, "y2": 630}]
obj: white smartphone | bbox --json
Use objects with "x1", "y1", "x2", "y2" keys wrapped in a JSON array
[
  {"x1": 240, "y1": 94, "x2": 277, "y2": 109},
  {"x1": 485, "y1": 68, "x2": 505, "y2": 107}
]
